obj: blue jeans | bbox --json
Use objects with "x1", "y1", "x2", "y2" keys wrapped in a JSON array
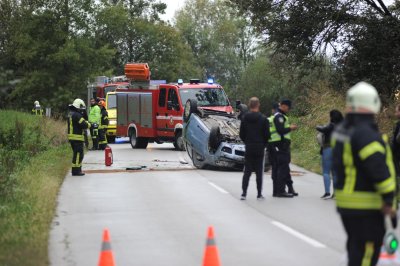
[{"x1": 322, "y1": 147, "x2": 336, "y2": 194}]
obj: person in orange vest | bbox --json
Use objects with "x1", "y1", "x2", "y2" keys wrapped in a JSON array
[{"x1": 98, "y1": 100, "x2": 109, "y2": 150}]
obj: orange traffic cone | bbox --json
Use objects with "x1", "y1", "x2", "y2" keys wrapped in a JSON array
[
  {"x1": 98, "y1": 228, "x2": 116, "y2": 266},
  {"x1": 202, "y1": 226, "x2": 221, "y2": 266}
]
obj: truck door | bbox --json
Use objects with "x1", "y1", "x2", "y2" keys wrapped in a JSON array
[
  {"x1": 156, "y1": 87, "x2": 169, "y2": 134},
  {"x1": 156, "y1": 87, "x2": 180, "y2": 137},
  {"x1": 166, "y1": 88, "x2": 181, "y2": 136}
]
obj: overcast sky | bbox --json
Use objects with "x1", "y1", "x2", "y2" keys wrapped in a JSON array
[{"x1": 160, "y1": 0, "x2": 185, "y2": 22}]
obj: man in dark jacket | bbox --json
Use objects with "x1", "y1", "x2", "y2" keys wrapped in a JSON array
[{"x1": 239, "y1": 97, "x2": 270, "y2": 200}]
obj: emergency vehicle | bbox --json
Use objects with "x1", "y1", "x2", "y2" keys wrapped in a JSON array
[{"x1": 116, "y1": 63, "x2": 233, "y2": 150}]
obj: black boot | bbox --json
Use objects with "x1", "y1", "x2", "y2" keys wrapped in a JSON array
[{"x1": 288, "y1": 184, "x2": 298, "y2": 196}]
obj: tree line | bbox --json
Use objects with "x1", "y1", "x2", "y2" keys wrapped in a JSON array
[{"x1": 0, "y1": 0, "x2": 399, "y2": 114}]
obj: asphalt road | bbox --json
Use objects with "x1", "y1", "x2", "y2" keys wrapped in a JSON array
[{"x1": 49, "y1": 141, "x2": 400, "y2": 266}]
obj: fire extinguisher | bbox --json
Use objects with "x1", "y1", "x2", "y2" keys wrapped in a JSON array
[{"x1": 105, "y1": 146, "x2": 113, "y2": 166}]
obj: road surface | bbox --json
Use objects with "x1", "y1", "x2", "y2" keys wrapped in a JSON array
[{"x1": 49, "y1": 141, "x2": 400, "y2": 265}]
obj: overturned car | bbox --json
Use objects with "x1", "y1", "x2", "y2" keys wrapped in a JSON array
[{"x1": 183, "y1": 99, "x2": 269, "y2": 170}]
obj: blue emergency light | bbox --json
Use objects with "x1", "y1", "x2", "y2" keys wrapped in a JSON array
[
  {"x1": 207, "y1": 78, "x2": 214, "y2": 84},
  {"x1": 178, "y1": 79, "x2": 183, "y2": 85}
]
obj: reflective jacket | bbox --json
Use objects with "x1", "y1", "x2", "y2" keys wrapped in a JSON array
[
  {"x1": 99, "y1": 108, "x2": 109, "y2": 129},
  {"x1": 68, "y1": 109, "x2": 91, "y2": 141},
  {"x1": 269, "y1": 110, "x2": 291, "y2": 143},
  {"x1": 89, "y1": 105, "x2": 101, "y2": 124},
  {"x1": 332, "y1": 114, "x2": 396, "y2": 215},
  {"x1": 32, "y1": 108, "x2": 43, "y2": 116}
]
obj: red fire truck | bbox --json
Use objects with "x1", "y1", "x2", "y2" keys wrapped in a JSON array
[{"x1": 116, "y1": 63, "x2": 233, "y2": 150}]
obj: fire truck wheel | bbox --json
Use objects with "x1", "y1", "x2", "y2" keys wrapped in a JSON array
[
  {"x1": 209, "y1": 126, "x2": 222, "y2": 151},
  {"x1": 192, "y1": 150, "x2": 208, "y2": 169},
  {"x1": 173, "y1": 131, "x2": 185, "y2": 151},
  {"x1": 183, "y1": 99, "x2": 199, "y2": 123},
  {"x1": 129, "y1": 129, "x2": 148, "y2": 149}
]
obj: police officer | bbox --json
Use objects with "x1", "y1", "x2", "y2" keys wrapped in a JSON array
[
  {"x1": 68, "y1": 98, "x2": 91, "y2": 176},
  {"x1": 98, "y1": 100, "x2": 109, "y2": 150},
  {"x1": 32, "y1": 101, "x2": 44, "y2": 116},
  {"x1": 269, "y1": 99, "x2": 298, "y2": 197},
  {"x1": 88, "y1": 98, "x2": 101, "y2": 150},
  {"x1": 239, "y1": 97, "x2": 270, "y2": 200},
  {"x1": 332, "y1": 82, "x2": 397, "y2": 266}
]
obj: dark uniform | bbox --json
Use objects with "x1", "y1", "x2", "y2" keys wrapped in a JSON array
[
  {"x1": 269, "y1": 109, "x2": 297, "y2": 197},
  {"x1": 332, "y1": 114, "x2": 396, "y2": 266},
  {"x1": 239, "y1": 111, "x2": 270, "y2": 199},
  {"x1": 98, "y1": 107, "x2": 109, "y2": 150},
  {"x1": 68, "y1": 108, "x2": 91, "y2": 175}
]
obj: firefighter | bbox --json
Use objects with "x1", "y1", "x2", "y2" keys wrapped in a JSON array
[
  {"x1": 32, "y1": 100, "x2": 44, "y2": 116},
  {"x1": 88, "y1": 98, "x2": 101, "y2": 150},
  {"x1": 68, "y1": 98, "x2": 91, "y2": 176},
  {"x1": 269, "y1": 99, "x2": 298, "y2": 197},
  {"x1": 98, "y1": 100, "x2": 109, "y2": 150},
  {"x1": 332, "y1": 82, "x2": 397, "y2": 266}
]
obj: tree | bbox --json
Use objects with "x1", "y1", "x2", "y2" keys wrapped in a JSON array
[
  {"x1": 95, "y1": 1, "x2": 201, "y2": 81},
  {"x1": 175, "y1": 0, "x2": 257, "y2": 89},
  {"x1": 230, "y1": 0, "x2": 400, "y2": 95}
]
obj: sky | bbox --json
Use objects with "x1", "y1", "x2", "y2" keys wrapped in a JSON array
[{"x1": 160, "y1": 0, "x2": 185, "y2": 22}]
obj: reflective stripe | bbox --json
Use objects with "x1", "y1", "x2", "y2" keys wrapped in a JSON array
[
  {"x1": 359, "y1": 141, "x2": 385, "y2": 161},
  {"x1": 375, "y1": 177, "x2": 396, "y2": 194},
  {"x1": 343, "y1": 142, "x2": 356, "y2": 193},
  {"x1": 78, "y1": 117, "x2": 85, "y2": 124},
  {"x1": 206, "y1": 238, "x2": 216, "y2": 246},
  {"x1": 101, "y1": 241, "x2": 112, "y2": 251},
  {"x1": 336, "y1": 190, "x2": 382, "y2": 210},
  {"x1": 68, "y1": 134, "x2": 84, "y2": 141},
  {"x1": 283, "y1": 115, "x2": 291, "y2": 140},
  {"x1": 361, "y1": 242, "x2": 374, "y2": 266}
]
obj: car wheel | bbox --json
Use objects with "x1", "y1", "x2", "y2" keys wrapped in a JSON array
[
  {"x1": 192, "y1": 150, "x2": 208, "y2": 169},
  {"x1": 129, "y1": 129, "x2": 137, "y2": 149},
  {"x1": 173, "y1": 131, "x2": 185, "y2": 151},
  {"x1": 209, "y1": 126, "x2": 222, "y2": 151},
  {"x1": 183, "y1": 99, "x2": 199, "y2": 122}
]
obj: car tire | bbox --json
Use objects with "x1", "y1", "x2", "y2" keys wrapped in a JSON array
[
  {"x1": 192, "y1": 150, "x2": 208, "y2": 169},
  {"x1": 129, "y1": 129, "x2": 148, "y2": 149},
  {"x1": 183, "y1": 99, "x2": 199, "y2": 122},
  {"x1": 173, "y1": 131, "x2": 185, "y2": 151},
  {"x1": 209, "y1": 126, "x2": 222, "y2": 151}
]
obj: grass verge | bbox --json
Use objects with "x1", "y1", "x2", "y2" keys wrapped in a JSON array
[{"x1": 0, "y1": 111, "x2": 70, "y2": 266}]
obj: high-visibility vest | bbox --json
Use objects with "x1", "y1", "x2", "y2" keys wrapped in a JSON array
[{"x1": 269, "y1": 113, "x2": 291, "y2": 143}]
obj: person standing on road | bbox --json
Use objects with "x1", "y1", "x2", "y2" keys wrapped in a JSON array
[
  {"x1": 316, "y1": 109, "x2": 343, "y2": 199},
  {"x1": 68, "y1": 98, "x2": 91, "y2": 176},
  {"x1": 32, "y1": 100, "x2": 44, "y2": 116},
  {"x1": 98, "y1": 100, "x2": 109, "y2": 150},
  {"x1": 88, "y1": 98, "x2": 101, "y2": 150},
  {"x1": 269, "y1": 99, "x2": 298, "y2": 198},
  {"x1": 332, "y1": 82, "x2": 397, "y2": 266},
  {"x1": 239, "y1": 97, "x2": 270, "y2": 200}
]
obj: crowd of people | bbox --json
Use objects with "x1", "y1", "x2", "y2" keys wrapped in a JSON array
[{"x1": 239, "y1": 82, "x2": 398, "y2": 266}]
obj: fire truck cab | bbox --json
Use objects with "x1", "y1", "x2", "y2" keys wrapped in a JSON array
[{"x1": 116, "y1": 63, "x2": 233, "y2": 150}]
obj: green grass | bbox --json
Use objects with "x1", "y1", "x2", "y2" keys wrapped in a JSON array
[{"x1": 0, "y1": 110, "x2": 70, "y2": 266}]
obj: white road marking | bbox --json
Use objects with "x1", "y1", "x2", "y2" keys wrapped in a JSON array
[
  {"x1": 208, "y1": 182, "x2": 229, "y2": 194},
  {"x1": 271, "y1": 221, "x2": 326, "y2": 248}
]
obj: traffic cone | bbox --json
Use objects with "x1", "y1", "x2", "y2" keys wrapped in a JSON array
[
  {"x1": 202, "y1": 226, "x2": 221, "y2": 266},
  {"x1": 98, "y1": 228, "x2": 116, "y2": 266}
]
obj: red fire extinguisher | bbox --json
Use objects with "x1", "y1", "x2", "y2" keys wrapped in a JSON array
[{"x1": 105, "y1": 146, "x2": 113, "y2": 166}]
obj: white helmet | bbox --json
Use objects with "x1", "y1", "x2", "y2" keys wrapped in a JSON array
[
  {"x1": 346, "y1": 82, "x2": 381, "y2": 114},
  {"x1": 34, "y1": 100, "x2": 40, "y2": 106},
  {"x1": 72, "y1": 98, "x2": 86, "y2": 110}
]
